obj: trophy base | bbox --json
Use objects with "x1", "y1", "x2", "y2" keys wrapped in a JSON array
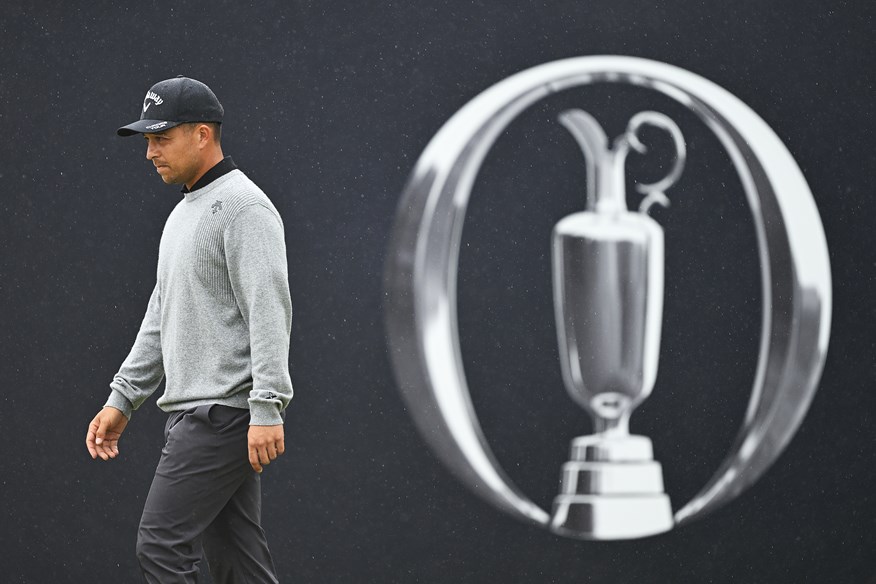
[
  {"x1": 551, "y1": 494, "x2": 673, "y2": 540},
  {"x1": 549, "y1": 434, "x2": 673, "y2": 540}
]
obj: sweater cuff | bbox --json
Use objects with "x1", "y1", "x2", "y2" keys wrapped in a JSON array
[
  {"x1": 105, "y1": 390, "x2": 134, "y2": 419},
  {"x1": 248, "y1": 399, "x2": 284, "y2": 426}
]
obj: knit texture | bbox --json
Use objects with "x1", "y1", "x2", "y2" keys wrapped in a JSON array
[{"x1": 105, "y1": 170, "x2": 293, "y2": 425}]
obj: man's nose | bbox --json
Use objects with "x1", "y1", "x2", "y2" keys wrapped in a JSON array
[{"x1": 146, "y1": 141, "x2": 158, "y2": 160}]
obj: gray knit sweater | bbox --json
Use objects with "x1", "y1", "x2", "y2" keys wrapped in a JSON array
[{"x1": 105, "y1": 169, "x2": 293, "y2": 426}]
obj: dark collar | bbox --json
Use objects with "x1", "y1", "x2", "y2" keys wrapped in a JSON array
[{"x1": 182, "y1": 156, "x2": 238, "y2": 193}]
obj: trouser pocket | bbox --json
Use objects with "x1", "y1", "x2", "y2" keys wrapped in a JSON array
[
  {"x1": 206, "y1": 404, "x2": 249, "y2": 434},
  {"x1": 163, "y1": 408, "x2": 191, "y2": 442}
]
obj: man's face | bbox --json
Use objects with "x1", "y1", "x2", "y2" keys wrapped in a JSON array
[{"x1": 144, "y1": 124, "x2": 201, "y2": 186}]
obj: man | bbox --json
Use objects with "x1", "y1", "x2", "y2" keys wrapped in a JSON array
[{"x1": 85, "y1": 76, "x2": 293, "y2": 584}]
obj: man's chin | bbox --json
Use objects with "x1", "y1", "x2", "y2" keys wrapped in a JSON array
[{"x1": 157, "y1": 171, "x2": 180, "y2": 185}]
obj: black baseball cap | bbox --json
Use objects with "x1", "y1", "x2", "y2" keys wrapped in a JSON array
[{"x1": 117, "y1": 76, "x2": 224, "y2": 136}]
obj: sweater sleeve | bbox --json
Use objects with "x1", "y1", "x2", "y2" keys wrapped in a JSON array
[
  {"x1": 105, "y1": 282, "x2": 165, "y2": 419},
  {"x1": 225, "y1": 203, "x2": 294, "y2": 425}
]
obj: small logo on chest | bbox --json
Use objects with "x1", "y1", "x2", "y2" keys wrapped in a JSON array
[{"x1": 211, "y1": 200, "x2": 223, "y2": 214}]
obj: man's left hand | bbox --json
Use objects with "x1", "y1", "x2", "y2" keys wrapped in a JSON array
[{"x1": 248, "y1": 424, "x2": 285, "y2": 473}]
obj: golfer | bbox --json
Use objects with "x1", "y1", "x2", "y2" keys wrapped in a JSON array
[{"x1": 85, "y1": 75, "x2": 292, "y2": 584}]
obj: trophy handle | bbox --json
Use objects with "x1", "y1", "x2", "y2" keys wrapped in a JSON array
[{"x1": 383, "y1": 56, "x2": 832, "y2": 534}]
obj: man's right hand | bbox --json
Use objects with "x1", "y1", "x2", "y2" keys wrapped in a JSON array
[{"x1": 86, "y1": 407, "x2": 129, "y2": 461}]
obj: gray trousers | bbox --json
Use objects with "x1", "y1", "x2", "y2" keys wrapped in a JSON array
[{"x1": 136, "y1": 404, "x2": 279, "y2": 583}]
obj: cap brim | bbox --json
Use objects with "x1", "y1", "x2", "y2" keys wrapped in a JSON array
[{"x1": 116, "y1": 119, "x2": 183, "y2": 137}]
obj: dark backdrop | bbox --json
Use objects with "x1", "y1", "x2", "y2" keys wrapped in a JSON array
[{"x1": 1, "y1": 1, "x2": 873, "y2": 583}]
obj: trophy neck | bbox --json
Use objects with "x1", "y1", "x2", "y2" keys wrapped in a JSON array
[{"x1": 591, "y1": 399, "x2": 632, "y2": 436}]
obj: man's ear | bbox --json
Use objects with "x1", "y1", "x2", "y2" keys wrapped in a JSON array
[{"x1": 197, "y1": 124, "x2": 212, "y2": 148}]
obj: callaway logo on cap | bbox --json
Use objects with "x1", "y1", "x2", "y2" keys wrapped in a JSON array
[
  {"x1": 117, "y1": 75, "x2": 224, "y2": 137},
  {"x1": 143, "y1": 91, "x2": 164, "y2": 113}
]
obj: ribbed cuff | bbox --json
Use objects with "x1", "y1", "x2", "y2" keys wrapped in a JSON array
[
  {"x1": 104, "y1": 390, "x2": 134, "y2": 419},
  {"x1": 248, "y1": 399, "x2": 284, "y2": 426}
]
